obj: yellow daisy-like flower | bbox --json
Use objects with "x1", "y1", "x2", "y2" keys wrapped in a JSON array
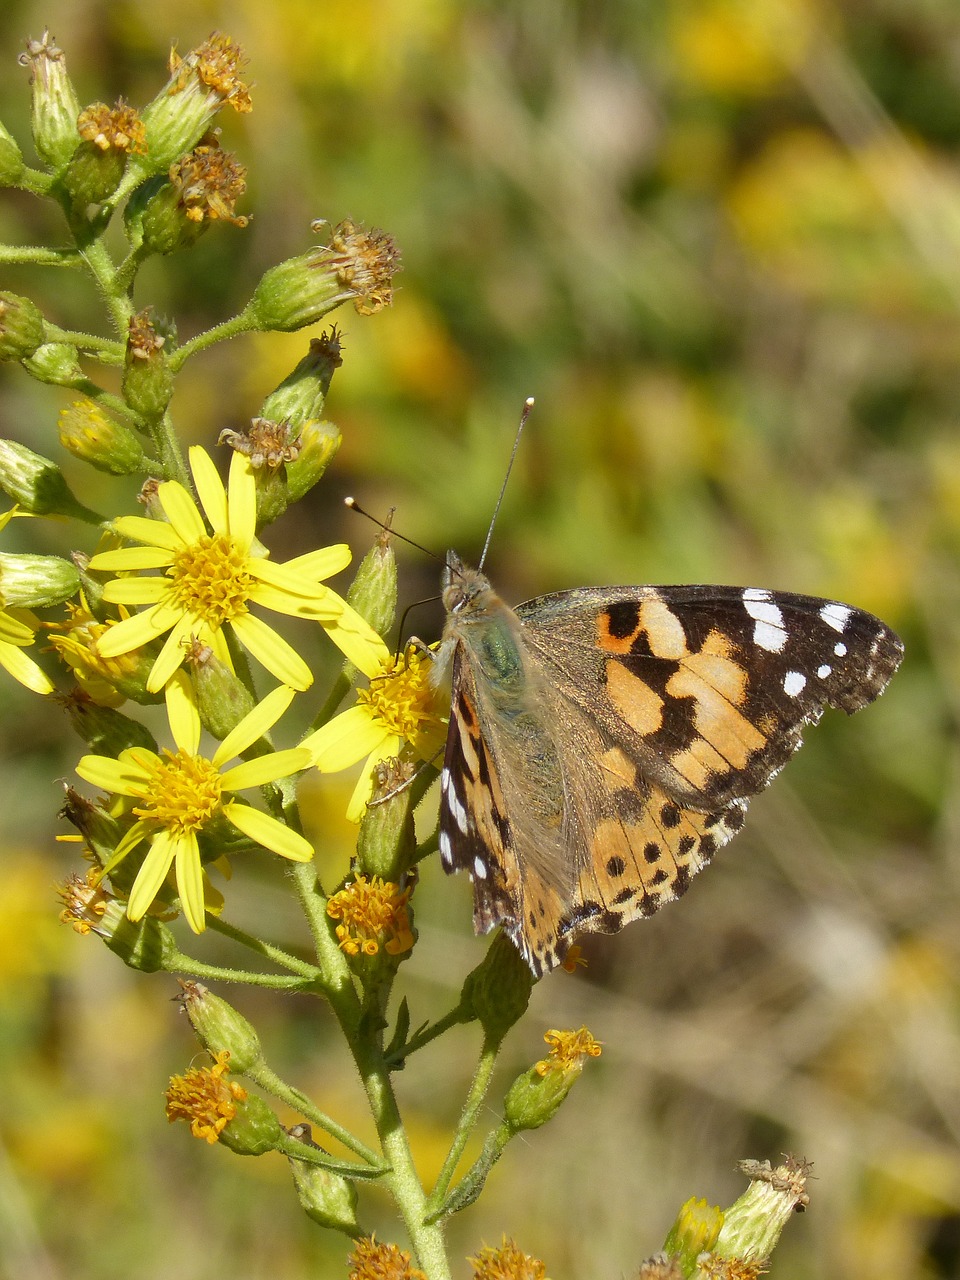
[
  {"x1": 326, "y1": 875, "x2": 415, "y2": 957},
  {"x1": 0, "y1": 508, "x2": 53, "y2": 695},
  {"x1": 303, "y1": 641, "x2": 447, "y2": 821},
  {"x1": 88, "y1": 446, "x2": 383, "y2": 693},
  {"x1": 74, "y1": 671, "x2": 314, "y2": 932}
]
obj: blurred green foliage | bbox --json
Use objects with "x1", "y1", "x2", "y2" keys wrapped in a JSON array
[{"x1": 0, "y1": 0, "x2": 958, "y2": 1277}]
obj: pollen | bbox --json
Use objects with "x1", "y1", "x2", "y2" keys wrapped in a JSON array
[
  {"x1": 357, "y1": 649, "x2": 438, "y2": 740},
  {"x1": 535, "y1": 1026, "x2": 602, "y2": 1076},
  {"x1": 327, "y1": 875, "x2": 414, "y2": 958},
  {"x1": 133, "y1": 749, "x2": 223, "y2": 831},
  {"x1": 169, "y1": 532, "x2": 255, "y2": 626},
  {"x1": 165, "y1": 1050, "x2": 247, "y2": 1144}
]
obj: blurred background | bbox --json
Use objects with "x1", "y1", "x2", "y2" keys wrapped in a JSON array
[{"x1": 0, "y1": 1, "x2": 958, "y2": 1277}]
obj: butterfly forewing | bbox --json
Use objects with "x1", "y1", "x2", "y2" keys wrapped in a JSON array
[{"x1": 438, "y1": 558, "x2": 903, "y2": 977}]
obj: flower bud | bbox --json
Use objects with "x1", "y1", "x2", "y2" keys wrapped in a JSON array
[
  {"x1": 22, "y1": 342, "x2": 85, "y2": 386},
  {"x1": 0, "y1": 550, "x2": 78, "y2": 608},
  {"x1": 58, "y1": 399, "x2": 148, "y2": 474},
  {"x1": 662, "y1": 1197, "x2": 724, "y2": 1272},
  {"x1": 260, "y1": 329, "x2": 343, "y2": 427},
  {"x1": 346, "y1": 529, "x2": 397, "y2": 643},
  {"x1": 60, "y1": 786, "x2": 126, "y2": 865},
  {"x1": 122, "y1": 312, "x2": 174, "y2": 420},
  {"x1": 61, "y1": 100, "x2": 146, "y2": 207},
  {"x1": 0, "y1": 293, "x2": 45, "y2": 361},
  {"x1": 0, "y1": 439, "x2": 100, "y2": 521},
  {"x1": 459, "y1": 933, "x2": 533, "y2": 1042},
  {"x1": 48, "y1": 593, "x2": 162, "y2": 705},
  {"x1": 286, "y1": 1126, "x2": 361, "y2": 1237},
  {"x1": 20, "y1": 31, "x2": 81, "y2": 171},
  {"x1": 713, "y1": 1157, "x2": 812, "y2": 1265},
  {"x1": 503, "y1": 1027, "x2": 601, "y2": 1133},
  {"x1": 356, "y1": 758, "x2": 417, "y2": 882},
  {"x1": 218, "y1": 1092, "x2": 283, "y2": 1156},
  {"x1": 184, "y1": 639, "x2": 256, "y2": 740},
  {"x1": 135, "y1": 140, "x2": 248, "y2": 255},
  {"x1": 218, "y1": 419, "x2": 303, "y2": 527},
  {"x1": 177, "y1": 981, "x2": 265, "y2": 1075},
  {"x1": 95, "y1": 897, "x2": 180, "y2": 972},
  {"x1": 138, "y1": 34, "x2": 252, "y2": 178},
  {"x1": 62, "y1": 692, "x2": 159, "y2": 756},
  {"x1": 284, "y1": 419, "x2": 341, "y2": 503},
  {"x1": 0, "y1": 120, "x2": 25, "y2": 187}
]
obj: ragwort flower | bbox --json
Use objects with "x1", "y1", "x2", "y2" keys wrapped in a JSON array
[
  {"x1": 88, "y1": 446, "x2": 382, "y2": 693},
  {"x1": 75, "y1": 671, "x2": 313, "y2": 932},
  {"x1": 303, "y1": 642, "x2": 447, "y2": 821}
]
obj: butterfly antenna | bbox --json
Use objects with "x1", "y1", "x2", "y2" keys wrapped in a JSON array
[
  {"x1": 478, "y1": 396, "x2": 534, "y2": 572},
  {"x1": 344, "y1": 497, "x2": 444, "y2": 562}
]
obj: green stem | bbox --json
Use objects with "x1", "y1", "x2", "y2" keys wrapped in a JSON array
[
  {"x1": 385, "y1": 1003, "x2": 471, "y2": 1065},
  {"x1": 169, "y1": 308, "x2": 257, "y2": 371},
  {"x1": 42, "y1": 323, "x2": 125, "y2": 359},
  {"x1": 204, "y1": 915, "x2": 322, "y2": 979},
  {"x1": 0, "y1": 244, "x2": 82, "y2": 267},
  {"x1": 166, "y1": 955, "x2": 313, "y2": 989},
  {"x1": 248, "y1": 1061, "x2": 385, "y2": 1168},
  {"x1": 78, "y1": 237, "x2": 134, "y2": 334},
  {"x1": 427, "y1": 1036, "x2": 500, "y2": 1213},
  {"x1": 10, "y1": 167, "x2": 55, "y2": 196}
]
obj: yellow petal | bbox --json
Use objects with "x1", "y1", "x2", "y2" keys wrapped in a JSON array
[
  {"x1": 89, "y1": 546, "x2": 175, "y2": 571},
  {"x1": 174, "y1": 831, "x2": 206, "y2": 933},
  {"x1": 220, "y1": 747, "x2": 313, "y2": 791},
  {"x1": 165, "y1": 670, "x2": 201, "y2": 754},
  {"x1": 110, "y1": 515, "x2": 184, "y2": 550},
  {"x1": 127, "y1": 829, "x2": 177, "y2": 921},
  {"x1": 230, "y1": 612, "x2": 313, "y2": 690},
  {"x1": 76, "y1": 751, "x2": 153, "y2": 795},
  {"x1": 95, "y1": 603, "x2": 173, "y2": 657},
  {"x1": 322, "y1": 598, "x2": 392, "y2": 677},
  {"x1": 284, "y1": 544, "x2": 352, "y2": 580},
  {"x1": 212, "y1": 683, "x2": 295, "y2": 767},
  {"x1": 102, "y1": 818, "x2": 151, "y2": 875},
  {"x1": 146, "y1": 612, "x2": 200, "y2": 692},
  {"x1": 227, "y1": 451, "x2": 257, "y2": 550},
  {"x1": 246, "y1": 558, "x2": 332, "y2": 599},
  {"x1": 302, "y1": 705, "x2": 393, "y2": 771},
  {"x1": 223, "y1": 801, "x2": 314, "y2": 861},
  {"x1": 189, "y1": 446, "x2": 228, "y2": 533},
  {"x1": 0, "y1": 642, "x2": 54, "y2": 694},
  {"x1": 158, "y1": 478, "x2": 207, "y2": 543},
  {"x1": 0, "y1": 609, "x2": 36, "y2": 644},
  {"x1": 101, "y1": 576, "x2": 169, "y2": 604}
]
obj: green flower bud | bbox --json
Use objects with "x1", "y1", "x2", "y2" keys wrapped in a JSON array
[
  {"x1": 58, "y1": 399, "x2": 147, "y2": 474},
  {"x1": 284, "y1": 419, "x2": 341, "y2": 502},
  {"x1": 502, "y1": 1063, "x2": 575, "y2": 1134},
  {"x1": 260, "y1": 330, "x2": 343, "y2": 428},
  {"x1": 356, "y1": 759, "x2": 416, "y2": 882},
  {"x1": 218, "y1": 419, "x2": 304, "y2": 527},
  {"x1": 0, "y1": 550, "x2": 79, "y2": 608},
  {"x1": 0, "y1": 120, "x2": 25, "y2": 187},
  {"x1": 20, "y1": 31, "x2": 81, "y2": 171},
  {"x1": 459, "y1": 933, "x2": 533, "y2": 1042},
  {"x1": 663, "y1": 1197, "x2": 724, "y2": 1272},
  {"x1": 177, "y1": 981, "x2": 265, "y2": 1075},
  {"x1": 137, "y1": 34, "x2": 252, "y2": 178},
  {"x1": 287, "y1": 1127, "x2": 361, "y2": 1237},
  {"x1": 122, "y1": 312, "x2": 174, "y2": 420},
  {"x1": 0, "y1": 293, "x2": 45, "y2": 361},
  {"x1": 218, "y1": 1092, "x2": 282, "y2": 1156},
  {"x1": 346, "y1": 530, "x2": 397, "y2": 642},
  {"x1": 246, "y1": 251, "x2": 353, "y2": 333},
  {"x1": 60, "y1": 786, "x2": 126, "y2": 865},
  {"x1": 185, "y1": 641, "x2": 257, "y2": 740},
  {"x1": 94, "y1": 898, "x2": 180, "y2": 972},
  {"x1": 714, "y1": 1157, "x2": 811, "y2": 1265},
  {"x1": 137, "y1": 178, "x2": 206, "y2": 254},
  {"x1": 63, "y1": 695, "x2": 159, "y2": 757},
  {"x1": 61, "y1": 100, "x2": 146, "y2": 207},
  {"x1": 22, "y1": 342, "x2": 85, "y2": 386},
  {"x1": 0, "y1": 439, "x2": 100, "y2": 521}
]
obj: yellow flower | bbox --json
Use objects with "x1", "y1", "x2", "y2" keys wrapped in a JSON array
[
  {"x1": 303, "y1": 643, "x2": 447, "y2": 821},
  {"x1": 469, "y1": 1237, "x2": 549, "y2": 1280},
  {"x1": 74, "y1": 671, "x2": 314, "y2": 932},
  {"x1": 534, "y1": 1027, "x2": 602, "y2": 1076},
  {"x1": 165, "y1": 1050, "x2": 247, "y2": 1144},
  {"x1": 347, "y1": 1236, "x2": 426, "y2": 1280},
  {"x1": 0, "y1": 507, "x2": 53, "y2": 695},
  {"x1": 88, "y1": 446, "x2": 383, "y2": 693},
  {"x1": 326, "y1": 875, "x2": 414, "y2": 957}
]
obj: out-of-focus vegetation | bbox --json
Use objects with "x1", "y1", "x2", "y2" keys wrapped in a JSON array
[{"x1": 0, "y1": 1, "x2": 957, "y2": 1277}]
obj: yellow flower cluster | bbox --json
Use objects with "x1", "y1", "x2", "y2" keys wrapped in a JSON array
[
  {"x1": 326, "y1": 875, "x2": 415, "y2": 958},
  {"x1": 165, "y1": 1050, "x2": 247, "y2": 1145}
]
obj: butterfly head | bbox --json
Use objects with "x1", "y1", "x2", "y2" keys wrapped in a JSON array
[{"x1": 442, "y1": 550, "x2": 497, "y2": 619}]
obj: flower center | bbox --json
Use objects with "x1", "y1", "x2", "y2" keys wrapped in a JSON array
[
  {"x1": 357, "y1": 650, "x2": 441, "y2": 739},
  {"x1": 133, "y1": 749, "x2": 223, "y2": 832},
  {"x1": 169, "y1": 532, "x2": 255, "y2": 626}
]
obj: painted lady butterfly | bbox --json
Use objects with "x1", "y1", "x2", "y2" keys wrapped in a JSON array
[{"x1": 434, "y1": 553, "x2": 903, "y2": 976}]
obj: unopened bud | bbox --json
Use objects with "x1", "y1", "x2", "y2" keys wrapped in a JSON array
[
  {"x1": 0, "y1": 293, "x2": 45, "y2": 361},
  {"x1": 20, "y1": 31, "x2": 81, "y2": 171},
  {"x1": 260, "y1": 329, "x2": 343, "y2": 427},
  {"x1": 122, "y1": 312, "x2": 173, "y2": 419},
  {"x1": 177, "y1": 981, "x2": 264, "y2": 1075},
  {"x1": 0, "y1": 120, "x2": 25, "y2": 186},
  {"x1": 58, "y1": 399, "x2": 147, "y2": 474},
  {"x1": 663, "y1": 1197, "x2": 724, "y2": 1272},
  {"x1": 62, "y1": 693, "x2": 159, "y2": 756},
  {"x1": 345, "y1": 530, "x2": 397, "y2": 642},
  {"x1": 356, "y1": 758, "x2": 417, "y2": 882},
  {"x1": 22, "y1": 342, "x2": 85, "y2": 386},
  {"x1": 0, "y1": 550, "x2": 78, "y2": 608},
  {"x1": 287, "y1": 1125, "x2": 361, "y2": 1236},
  {"x1": 218, "y1": 1092, "x2": 282, "y2": 1156},
  {"x1": 459, "y1": 933, "x2": 533, "y2": 1042},
  {"x1": 285, "y1": 419, "x2": 341, "y2": 502},
  {"x1": 185, "y1": 639, "x2": 256, "y2": 739},
  {"x1": 0, "y1": 439, "x2": 100, "y2": 521}
]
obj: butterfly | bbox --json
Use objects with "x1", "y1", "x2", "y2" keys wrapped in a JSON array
[{"x1": 434, "y1": 552, "x2": 903, "y2": 977}]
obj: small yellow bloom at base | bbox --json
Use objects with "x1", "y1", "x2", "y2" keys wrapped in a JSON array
[
  {"x1": 165, "y1": 1050, "x2": 247, "y2": 1145},
  {"x1": 326, "y1": 875, "x2": 414, "y2": 958},
  {"x1": 469, "y1": 1236, "x2": 548, "y2": 1280},
  {"x1": 347, "y1": 1236, "x2": 426, "y2": 1280},
  {"x1": 535, "y1": 1027, "x2": 602, "y2": 1076}
]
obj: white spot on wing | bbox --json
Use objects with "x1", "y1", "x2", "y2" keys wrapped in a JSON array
[
  {"x1": 783, "y1": 670, "x2": 806, "y2": 697},
  {"x1": 473, "y1": 856, "x2": 488, "y2": 880},
  {"x1": 834, "y1": 641, "x2": 847, "y2": 657},
  {"x1": 439, "y1": 830, "x2": 453, "y2": 867},
  {"x1": 817, "y1": 664, "x2": 832, "y2": 678},
  {"x1": 440, "y1": 767, "x2": 451, "y2": 794},
  {"x1": 447, "y1": 787, "x2": 469, "y2": 834},
  {"x1": 820, "y1": 602, "x2": 852, "y2": 632},
  {"x1": 743, "y1": 589, "x2": 787, "y2": 653}
]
